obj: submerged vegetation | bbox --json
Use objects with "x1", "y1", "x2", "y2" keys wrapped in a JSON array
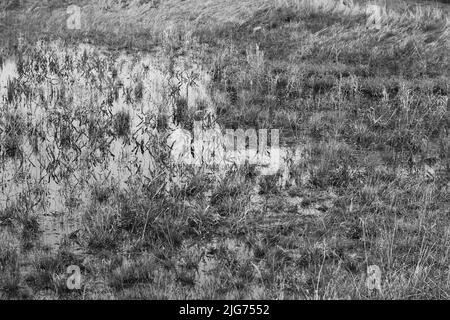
[{"x1": 0, "y1": 0, "x2": 450, "y2": 299}]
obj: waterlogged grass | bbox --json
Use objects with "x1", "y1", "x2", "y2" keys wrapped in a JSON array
[{"x1": 1, "y1": 0, "x2": 450, "y2": 299}]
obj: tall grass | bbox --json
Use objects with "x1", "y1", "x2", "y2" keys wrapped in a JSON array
[{"x1": 1, "y1": 0, "x2": 450, "y2": 300}]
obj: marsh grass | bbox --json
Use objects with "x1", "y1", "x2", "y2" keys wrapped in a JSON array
[
  {"x1": 1, "y1": 0, "x2": 450, "y2": 299},
  {"x1": 112, "y1": 109, "x2": 131, "y2": 138},
  {"x1": 0, "y1": 110, "x2": 25, "y2": 159}
]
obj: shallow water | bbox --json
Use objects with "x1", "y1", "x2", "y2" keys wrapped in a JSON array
[{"x1": 0, "y1": 41, "x2": 304, "y2": 251}]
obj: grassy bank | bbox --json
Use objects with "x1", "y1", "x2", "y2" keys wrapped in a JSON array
[
  {"x1": 1, "y1": 0, "x2": 450, "y2": 299},
  {"x1": 2, "y1": 0, "x2": 450, "y2": 51}
]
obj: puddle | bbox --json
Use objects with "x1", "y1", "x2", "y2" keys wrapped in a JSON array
[{"x1": 0, "y1": 40, "x2": 307, "y2": 251}]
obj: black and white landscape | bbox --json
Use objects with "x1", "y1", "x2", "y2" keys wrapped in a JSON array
[{"x1": 0, "y1": 0, "x2": 449, "y2": 300}]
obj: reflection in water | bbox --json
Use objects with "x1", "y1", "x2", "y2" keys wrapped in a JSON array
[
  {"x1": 0, "y1": 58, "x2": 18, "y2": 88},
  {"x1": 0, "y1": 41, "x2": 304, "y2": 251}
]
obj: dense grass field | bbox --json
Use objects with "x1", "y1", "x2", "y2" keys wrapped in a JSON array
[{"x1": 0, "y1": 0, "x2": 450, "y2": 299}]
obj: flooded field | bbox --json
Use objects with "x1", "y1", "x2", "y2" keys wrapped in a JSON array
[
  {"x1": 0, "y1": 41, "x2": 208, "y2": 250},
  {"x1": 0, "y1": 40, "x2": 306, "y2": 252}
]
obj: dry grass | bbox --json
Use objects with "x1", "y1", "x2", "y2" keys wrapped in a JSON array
[{"x1": 2, "y1": 0, "x2": 450, "y2": 51}]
